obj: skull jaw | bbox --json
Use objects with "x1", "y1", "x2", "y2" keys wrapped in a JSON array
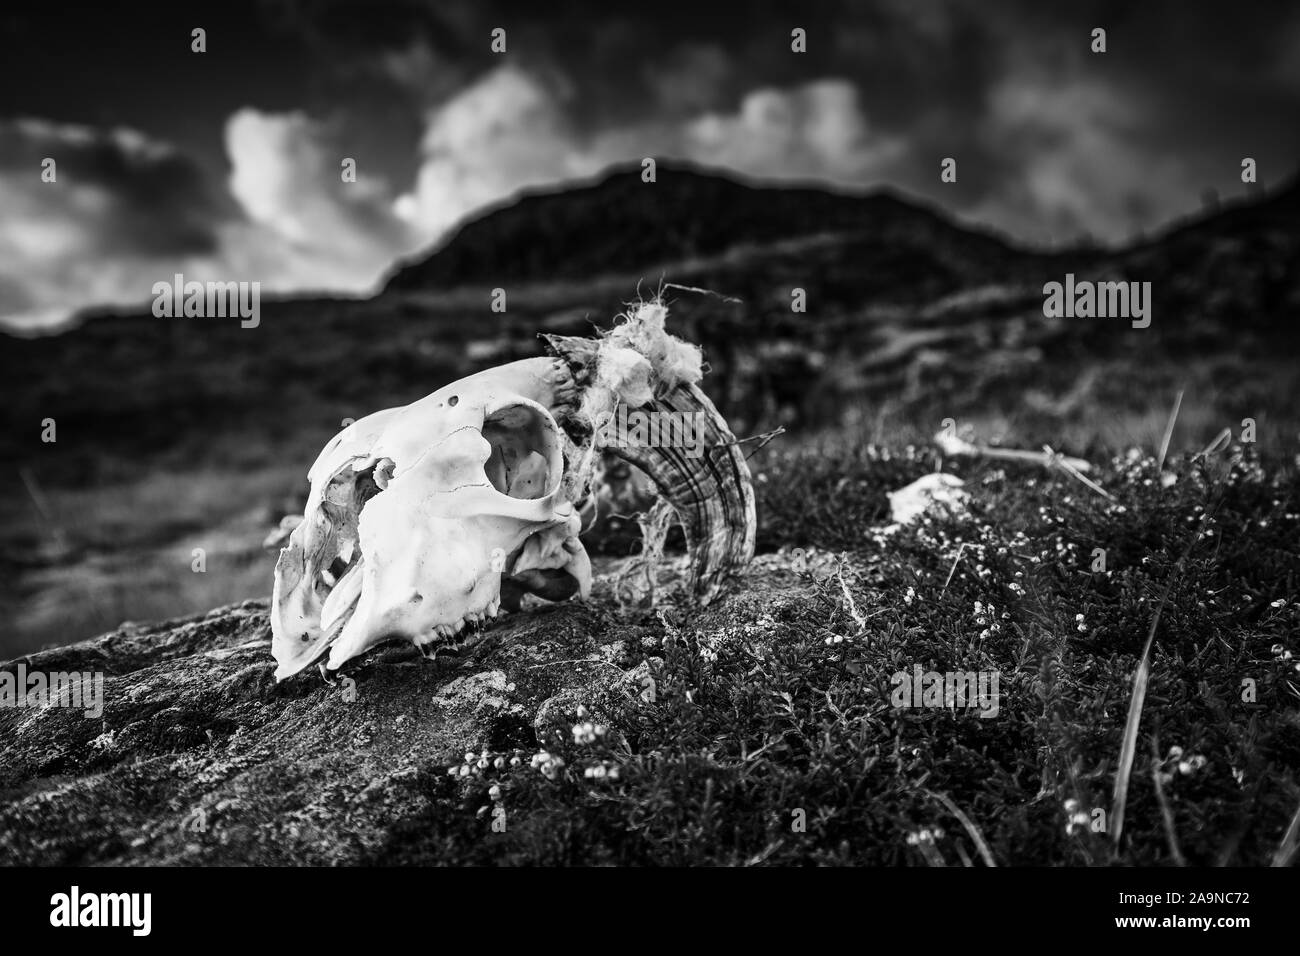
[{"x1": 273, "y1": 507, "x2": 592, "y2": 680}]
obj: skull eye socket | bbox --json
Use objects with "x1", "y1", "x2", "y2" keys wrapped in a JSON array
[{"x1": 482, "y1": 403, "x2": 561, "y2": 500}]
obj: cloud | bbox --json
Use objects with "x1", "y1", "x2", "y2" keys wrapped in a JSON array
[
  {"x1": 969, "y1": 77, "x2": 1202, "y2": 244},
  {"x1": 394, "y1": 65, "x2": 904, "y2": 239},
  {"x1": 0, "y1": 118, "x2": 232, "y2": 329},
  {"x1": 0, "y1": 70, "x2": 952, "y2": 330},
  {"x1": 0, "y1": 113, "x2": 425, "y2": 330},
  {"x1": 645, "y1": 43, "x2": 732, "y2": 114},
  {"x1": 680, "y1": 81, "x2": 905, "y2": 182},
  {"x1": 394, "y1": 64, "x2": 595, "y2": 235},
  {"x1": 7, "y1": 0, "x2": 1298, "y2": 332},
  {"x1": 224, "y1": 109, "x2": 416, "y2": 289}
]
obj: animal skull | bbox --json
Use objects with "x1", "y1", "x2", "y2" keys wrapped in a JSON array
[{"x1": 271, "y1": 305, "x2": 755, "y2": 680}]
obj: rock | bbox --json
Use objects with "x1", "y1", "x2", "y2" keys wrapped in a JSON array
[
  {"x1": 886, "y1": 472, "x2": 969, "y2": 525},
  {"x1": 0, "y1": 596, "x2": 655, "y2": 865}
]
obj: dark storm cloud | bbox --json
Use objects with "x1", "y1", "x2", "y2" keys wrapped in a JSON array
[
  {"x1": 260, "y1": 0, "x2": 1300, "y2": 240},
  {"x1": 0, "y1": 118, "x2": 235, "y2": 324},
  {"x1": 0, "y1": 118, "x2": 232, "y2": 256}
]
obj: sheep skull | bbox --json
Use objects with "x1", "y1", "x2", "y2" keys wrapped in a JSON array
[{"x1": 271, "y1": 305, "x2": 755, "y2": 680}]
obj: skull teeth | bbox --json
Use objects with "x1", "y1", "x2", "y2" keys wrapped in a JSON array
[{"x1": 407, "y1": 602, "x2": 504, "y2": 657}]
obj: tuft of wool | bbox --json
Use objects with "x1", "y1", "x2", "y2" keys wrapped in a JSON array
[
  {"x1": 563, "y1": 295, "x2": 709, "y2": 540},
  {"x1": 597, "y1": 346, "x2": 655, "y2": 407},
  {"x1": 574, "y1": 296, "x2": 706, "y2": 452},
  {"x1": 605, "y1": 300, "x2": 704, "y2": 391}
]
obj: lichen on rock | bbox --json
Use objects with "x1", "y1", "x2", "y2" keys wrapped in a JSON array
[{"x1": 0, "y1": 586, "x2": 660, "y2": 865}]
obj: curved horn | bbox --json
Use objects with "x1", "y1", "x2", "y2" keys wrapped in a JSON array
[{"x1": 543, "y1": 331, "x2": 756, "y2": 603}]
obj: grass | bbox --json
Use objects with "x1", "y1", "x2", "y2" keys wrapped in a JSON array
[
  {"x1": 366, "y1": 437, "x2": 1300, "y2": 866},
  {"x1": 2, "y1": 466, "x2": 291, "y2": 657}
]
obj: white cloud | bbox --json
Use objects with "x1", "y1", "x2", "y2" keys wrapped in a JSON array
[
  {"x1": 681, "y1": 81, "x2": 904, "y2": 181},
  {"x1": 224, "y1": 108, "x2": 417, "y2": 290},
  {"x1": 394, "y1": 64, "x2": 598, "y2": 235},
  {"x1": 395, "y1": 66, "x2": 903, "y2": 239},
  {"x1": 0, "y1": 113, "x2": 425, "y2": 330}
]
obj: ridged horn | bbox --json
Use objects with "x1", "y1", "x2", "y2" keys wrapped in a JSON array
[{"x1": 543, "y1": 333, "x2": 756, "y2": 603}]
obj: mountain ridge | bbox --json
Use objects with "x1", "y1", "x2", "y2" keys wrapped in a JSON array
[{"x1": 381, "y1": 160, "x2": 1034, "y2": 295}]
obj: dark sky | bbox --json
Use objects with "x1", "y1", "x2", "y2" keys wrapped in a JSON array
[{"x1": 1, "y1": 0, "x2": 1297, "y2": 328}]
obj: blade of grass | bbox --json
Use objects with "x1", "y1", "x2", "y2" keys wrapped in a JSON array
[
  {"x1": 1157, "y1": 388, "x2": 1184, "y2": 474},
  {"x1": 1271, "y1": 796, "x2": 1300, "y2": 867},
  {"x1": 926, "y1": 789, "x2": 997, "y2": 866},
  {"x1": 1197, "y1": 427, "x2": 1232, "y2": 458},
  {"x1": 941, "y1": 542, "x2": 969, "y2": 594},
  {"x1": 18, "y1": 466, "x2": 69, "y2": 553},
  {"x1": 1111, "y1": 512, "x2": 1210, "y2": 850},
  {"x1": 1041, "y1": 445, "x2": 1114, "y2": 500}
]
